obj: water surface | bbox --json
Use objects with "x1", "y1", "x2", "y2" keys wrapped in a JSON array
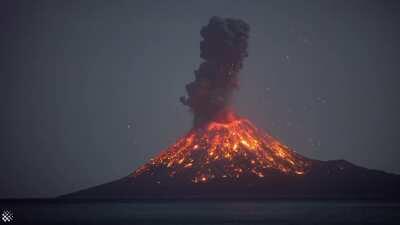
[{"x1": 1, "y1": 200, "x2": 399, "y2": 225}]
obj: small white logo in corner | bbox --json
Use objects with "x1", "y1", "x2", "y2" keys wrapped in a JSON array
[{"x1": 1, "y1": 210, "x2": 13, "y2": 223}]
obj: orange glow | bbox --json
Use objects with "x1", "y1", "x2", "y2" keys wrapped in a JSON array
[
  {"x1": 184, "y1": 163, "x2": 193, "y2": 168},
  {"x1": 132, "y1": 113, "x2": 310, "y2": 183}
]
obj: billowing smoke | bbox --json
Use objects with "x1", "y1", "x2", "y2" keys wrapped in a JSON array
[{"x1": 180, "y1": 16, "x2": 250, "y2": 127}]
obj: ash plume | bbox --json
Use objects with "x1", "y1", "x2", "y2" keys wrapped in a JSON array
[{"x1": 180, "y1": 16, "x2": 250, "y2": 127}]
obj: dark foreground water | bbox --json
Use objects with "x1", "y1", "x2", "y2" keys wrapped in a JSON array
[{"x1": 1, "y1": 200, "x2": 399, "y2": 225}]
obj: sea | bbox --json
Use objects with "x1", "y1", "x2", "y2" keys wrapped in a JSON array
[{"x1": 1, "y1": 200, "x2": 399, "y2": 225}]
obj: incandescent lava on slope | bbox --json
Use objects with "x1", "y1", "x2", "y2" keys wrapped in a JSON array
[{"x1": 132, "y1": 112, "x2": 311, "y2": 184}]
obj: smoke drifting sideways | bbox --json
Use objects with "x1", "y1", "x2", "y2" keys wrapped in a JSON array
[{"x1": 180, "y1": 16, "x2": 250, "y2": 127}]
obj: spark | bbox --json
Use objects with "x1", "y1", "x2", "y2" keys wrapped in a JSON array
[
  {"x1": 127, "y1": 122, "x2": 133, "y2": 129},
  {"x1": 184, "y1": 163, "x2": 192, "y2": 168}
]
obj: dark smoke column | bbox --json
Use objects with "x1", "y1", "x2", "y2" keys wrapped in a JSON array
[{"x1": 180, "y1": 16, "x2": 250, "y2": 127}]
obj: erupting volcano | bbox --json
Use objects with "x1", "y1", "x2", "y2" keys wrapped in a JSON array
[
  {"x1": 130, "y1": 16, "x2": 311, "y2": 186},
  {"x1": 64, "y1": 17, "x2": 400, "y2": 200}
]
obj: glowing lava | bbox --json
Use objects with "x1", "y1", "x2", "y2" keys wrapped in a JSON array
[{"x1": 132, "y1": 113, "x2": 311, "y2": 184}]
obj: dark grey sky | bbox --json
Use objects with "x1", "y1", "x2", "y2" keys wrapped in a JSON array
[{"x1": 1, "y1": 0, "x2": 400, "y2": 198}]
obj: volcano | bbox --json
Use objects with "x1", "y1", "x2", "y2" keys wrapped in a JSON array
[
  {"x1": 63, "y1": 17, "x2": 400, "y2": 199},
  {"x1": 63, "y1": 112, "x2": 400, "y2": 199}
]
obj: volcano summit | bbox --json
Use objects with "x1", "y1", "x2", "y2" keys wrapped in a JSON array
[{"x1": 64, "y1": 17, "x2": 400, "y2": 200}]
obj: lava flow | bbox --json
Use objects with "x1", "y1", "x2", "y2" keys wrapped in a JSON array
[{"x1": 132, "y1": 113, "x2": 311, "y2": 184}]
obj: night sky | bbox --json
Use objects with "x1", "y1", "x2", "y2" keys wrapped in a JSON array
[{"x1": 1, "y1": 0, "x2": 400, "y2": 198}]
